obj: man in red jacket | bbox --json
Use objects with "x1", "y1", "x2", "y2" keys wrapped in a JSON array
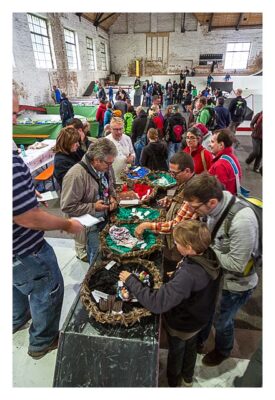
[
  {"x1": 96, "y1": 100, "x2": 107, "y2": 138},
  {"x1": 208, "y1": 128, "x2": 242, "y2": 195}
]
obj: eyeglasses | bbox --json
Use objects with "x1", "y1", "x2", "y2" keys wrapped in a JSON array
[
  {"x1": 101, "y1": 159, "x2": 113, "y2": 166},
  {"x1": 169, "y1": 170, "x2": 182, "y2": 177},
  {"x1": 187, "y1": 201, "x2": 207, "y2": 212},
  {"x1": 186, "y1": 136, "x2": 198, "y2": 141},
  {"x1": 111, "y1": 127, "x2": 124, "y2": 132}
]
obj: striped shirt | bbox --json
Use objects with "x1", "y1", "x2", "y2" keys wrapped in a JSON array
[
  {"x1": 13, "y1": 151, "x2": 44, "y2": 257},
  {"x1": 151, "y1": 201, "x2": 196, "y2": 234}
]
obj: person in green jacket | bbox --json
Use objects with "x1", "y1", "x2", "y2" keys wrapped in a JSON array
[
  {"x1": 195, "y1": 96, "x2": 212, "y2": 126},
  {"x1": 124, "y1": 105, "x2": 135, "y2": 136},
  {"x1": 191, "y1": 86, "x2": 198, "y2": 98}
]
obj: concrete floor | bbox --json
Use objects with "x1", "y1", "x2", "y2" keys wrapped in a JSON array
[{"x1": 13, "y1": 133, "x2": 262, "y2": 388}]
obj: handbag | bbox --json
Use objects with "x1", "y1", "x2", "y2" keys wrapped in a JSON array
[{"x1": 220, "y1": 155, "x2": 250, "y2": 197}]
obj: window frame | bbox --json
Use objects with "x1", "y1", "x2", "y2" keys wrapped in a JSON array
[
  {"x1": 86, "y1": 37, "x2": 95, "y2": 70},
  {"x1": 64, "y1": 27, "x2": 78, "y2": 70},
  {"x1": 224, "y1": 42, "x2": 251, "y2": 70},
  {"x1": 27, "y1": 13, "x2": 53, "y2": 69}
]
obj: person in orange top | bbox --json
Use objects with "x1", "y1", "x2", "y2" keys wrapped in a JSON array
[{"x1": 183, "y1": 127, "x2": 213, "y2": 174}]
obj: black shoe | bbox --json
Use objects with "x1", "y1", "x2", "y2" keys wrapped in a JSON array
[
  {"x1": 202, "y1": 349, "x2": 229, "y2": 366},
  {"x1": 167, "y1": 375, "x2": 180, "y2": 387},
  {"x1": 28, "y1": 336, "x2": 59, "y2": 360},
  {"x1": 182, "y1": 376, "x2": 193, "y2": 387},
  {"x1": 13, "y1": 312, "x2": 31, "y2": 334}
]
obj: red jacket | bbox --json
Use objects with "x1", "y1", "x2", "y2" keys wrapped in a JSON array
[
  {"x1": 96, "y1": 103, "x2": 107, "y2": 125},
  {"x1": 183, "y1": 144, "x2": 213, "y2": 174},
  {"x1": 208, "y1": 147, "x2": 242, "y2": 195}
]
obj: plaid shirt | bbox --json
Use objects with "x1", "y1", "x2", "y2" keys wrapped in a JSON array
[{"x1": 151, "y1": 201, "x2": 196, "y2": 234}]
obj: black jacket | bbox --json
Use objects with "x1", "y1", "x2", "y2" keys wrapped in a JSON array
[
  {"x1": 214, "y1": 105, "x2": 231, "y2": 129},
  {"x1": 125, "y1": 247, "x2": 221, "y2": 332},
  {"x1": 59, "y1": 97, "x2": 74, "y2": 123},
  {"x1": 164, "y1": 112, "x2": 187, "y2": 136},
  {"x1": 131, "y1": 111, "x2": 156, "y2": 144},
  {"x1": 140, "y1": 141, "x2": 168, "y2": 171},
  {"x1": 54, "y1": 152, "x2": 81, "y2": 188},
  {"x1": 228, "y1": 96, "x2": 247, "y2": 122}
]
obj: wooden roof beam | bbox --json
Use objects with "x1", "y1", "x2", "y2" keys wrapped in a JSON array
[
  {"x1": 236, "y1": 13, "x2": 243, "y2": 31},
  {"x1": 208, "y1": 13, "x2": 214, "y2": 32}
]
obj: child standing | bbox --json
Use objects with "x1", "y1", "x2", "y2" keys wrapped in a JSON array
[{"x1": 119, "y1": 220, "x2": 221, "y2": 387}]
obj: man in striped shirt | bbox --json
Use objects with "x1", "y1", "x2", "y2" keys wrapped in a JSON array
[{"x1": 13, "y1": 93, "x2": 83, "y2": 360}]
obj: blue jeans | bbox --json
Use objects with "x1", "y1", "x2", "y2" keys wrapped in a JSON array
[
  {"x1": 167, "y1": 142, "x2": 181, "y2": 162},
  {"x1": 214, "y1": 289, "x2": 253, "y2": 356},
  {"x1": 87, "y1": 219, "x2": 108, "y2": 265},
  {"x1": 13, "y1": 241, "x2": 64, "y2": 352},
  {"x1": 146, "y1": 96, "x2": 152, "y2": 108},
  {"x1": 167, "y1": 331, "x2": 198, "y2": 385},
  {"x1": 134, "y1": 135, "x2": 146, "y2": 166}
]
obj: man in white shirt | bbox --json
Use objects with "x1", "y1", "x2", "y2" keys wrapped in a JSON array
[{"x1": 106, "y1": 117, "x2": 135, "y2": 184}]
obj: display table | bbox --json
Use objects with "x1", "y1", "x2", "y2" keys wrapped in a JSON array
[
  {"x1": 13, "y1": 114, "x2": 87, "y2": 145},
  {"x1": 53, "y1": 263, "x2": 160, "y2": 387},
  {"x1": 19, "y1": 139, "x2": 56, "y2": 173},
  {"x1": 45, "y1": 104, "x2": 98, "y2": 122}
]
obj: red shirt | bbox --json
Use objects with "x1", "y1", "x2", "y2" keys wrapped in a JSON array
[
  {"x1": 208, "y1": 147, "x2": 242, "y2": 195},
  {"x1": 183, "y1": 144, "x2": 213, "y2": 174},
  {"x1": 96, "y1": 104, "x2": 107, "y2": 125}
]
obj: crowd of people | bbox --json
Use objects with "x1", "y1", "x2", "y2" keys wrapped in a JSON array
[{"x1": 12, "y1": 72, "x2": 262, "y2": 386}]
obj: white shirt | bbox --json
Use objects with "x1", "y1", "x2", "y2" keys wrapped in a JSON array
[{"x1": 106, "y1": 133, "x2": 135, "y2": 184}]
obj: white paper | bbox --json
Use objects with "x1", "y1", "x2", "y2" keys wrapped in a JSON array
[
  {"x1": 119, "y1": 199, "x2": 139, "y2": 205},
  {"x1": 71, "y1": 214, "x2": 104, "y2": 227},
  {"x1": 91, "y1": 290, "x2": 109, "y2": 303},
  {"x1": 37, "y1": 190, "x2": 58, "y2": 202},
  {"x1": 133, "y1": 166, "x2": 141, "y2": 172},
  {"x1": 105, "y1": 260, "x2": 116, "y2": 270},
  {"x1": 144, "y1": 210, "x2": 150, "y2": 216}
]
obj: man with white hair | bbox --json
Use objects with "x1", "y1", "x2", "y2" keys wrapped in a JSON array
[
  {"x1": 106, "y1": 117, "x2": 135, "y2": 184},
  {"x1": 228, "y1": 88, "x2": 247, "y2": 148}
]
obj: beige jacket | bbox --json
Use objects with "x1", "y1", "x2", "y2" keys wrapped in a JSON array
[{"x1": 60, "y1": 155, "x2": 116, "y2": 217}]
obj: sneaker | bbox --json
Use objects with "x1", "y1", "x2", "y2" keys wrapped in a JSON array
[
  {"x1": 181, "y1": 376, "x2": 193, "y2": 387},
  {"x1": 202, "y1": 349, "x2": 229, "y2": 367},
  {"x1": 76, "y1": 255, "x2": 88, "y2": 262},
  {"x1": 28, "y1": 336, "x2": 59, "y2": 360},
  {"x1": 13, "y1": 311, "x2": 31, "y2": 334}
]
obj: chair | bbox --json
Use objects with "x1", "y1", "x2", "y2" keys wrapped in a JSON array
[{"x1": 34, "y1": 164, "x2": 56, "y2": 191}]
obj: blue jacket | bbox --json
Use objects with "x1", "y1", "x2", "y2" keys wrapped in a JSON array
[
  {"x1": 214, "y1": 105, "x2": 230, "y2": 129},
  {"x1": 104, "y1": 108, "x2": 113, "y2": 126}
]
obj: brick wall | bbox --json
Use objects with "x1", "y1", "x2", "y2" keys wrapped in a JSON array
[
  {"x1": 13, "y1": 12, "x2": 110, "y2": 105},
  {"x1": 109, "y1": 13, "x2": 262, "y2": 76}
]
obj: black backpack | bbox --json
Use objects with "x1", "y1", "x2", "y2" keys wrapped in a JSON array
[
  {"x1": 204, "y1": 106, "x2": 217, "y2": 130},
  {"x1": 233, "y1": 99, "x2": 246, "y2": 118}
]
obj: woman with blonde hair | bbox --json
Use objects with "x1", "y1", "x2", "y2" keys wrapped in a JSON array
[{"x1": 53, "y1": 127, "x2": 81, "y2": 189}]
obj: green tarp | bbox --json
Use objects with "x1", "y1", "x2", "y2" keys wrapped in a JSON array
[
  {"x1": 13, "y1": 123, "x2": 62, "y2": 145},
  {"x1": 45, "y1": 104, "x2": 98, "y2": 122}
]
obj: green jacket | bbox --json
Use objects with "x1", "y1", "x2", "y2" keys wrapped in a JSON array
[
  {"x1": 196, "y1": 106, "x2": 211, "y2": 125},
  {"x1": 124, "y1": 112, "x2": 134, "y2": 135}
]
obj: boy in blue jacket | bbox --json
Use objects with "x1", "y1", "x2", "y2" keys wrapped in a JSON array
[{"x1": 120, "y1": 220, "x2": 221, "y2": 387}]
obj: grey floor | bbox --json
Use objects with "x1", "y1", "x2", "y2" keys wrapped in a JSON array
[{"x1": 13, "y1": 133, "x2": 262, "y2": 387}]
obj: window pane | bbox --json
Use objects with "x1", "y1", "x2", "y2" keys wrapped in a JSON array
[
  {"x1": 28, "y1": 14, "x2": 53, "y2": 69},
  {"x1": 227, "y1": 43, "x2": 234, "y2": 51}
]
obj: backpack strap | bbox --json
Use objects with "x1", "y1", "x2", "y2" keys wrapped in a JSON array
[
  {"x1": 200, "y1": 149, "x2": 208, "y2": 172},
  {"x1": 220, "y1": 154, "x2": 241, "y2": 195},
  {"x1": 211, "y1": 195, "x2": 236, "y2": 241}
]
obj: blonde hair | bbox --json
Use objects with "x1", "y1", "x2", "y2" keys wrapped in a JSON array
[
  {"x1": 147, "y1": 128, "x2": 159, "y2": 141},
  {"x1": 173, "y1": 220, "x2": 211, "y2": 254},
  {"x1": 110, "y1": 117, "x2": 124, "y2": 127}
]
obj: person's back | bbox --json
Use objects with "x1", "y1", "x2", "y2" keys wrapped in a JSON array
[
  {"x1": 140, "y1": 128, "x2": 168, "y2": 171},
  {"x1": 214, "y1": 97, "x2": 230, "y2": 129},
  {"x1": 60, "y1": 94, "x2": 74, "y2": 127},
  {"x1": 228, "y1": 91, "x2": 247, "y2": 123}
]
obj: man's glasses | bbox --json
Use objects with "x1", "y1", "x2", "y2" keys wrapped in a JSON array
[
  {"x1": 101, "y1": 159, "x2": 113, "y2": 166},
  {"x1": 111, "y1": 127, "x2": 124, "y2": 132},
  {"x1": 169, "y1": 170, "x2": 182, "y2": 177},
  {"x1": 187, "y1": 201, "x2": 207, "y2": 212}
]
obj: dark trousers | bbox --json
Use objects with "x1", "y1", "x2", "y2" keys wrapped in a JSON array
[
  {"x1": 167, "y1": 331, "x2": 198, "y2": 386},
  {"x1": 246, "y1": 138, "x2": 262, "y2": 170}
]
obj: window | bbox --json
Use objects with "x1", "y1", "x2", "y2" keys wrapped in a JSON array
[
  {"x1": 100, "y1": 42, "x2": 107, "y2": 71},
  {"x1": 64, "y1": 28, "x2": 78, "y2": 70},
  {"x1": 27, "y1": 14, "x2": 53, "y2": 69},
  {"x1": 86, "y1": 37, "x2": 95, "y2": 70},
  {"x1": 224, "y1": 42, "x2": 251, "y2": 70}
]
